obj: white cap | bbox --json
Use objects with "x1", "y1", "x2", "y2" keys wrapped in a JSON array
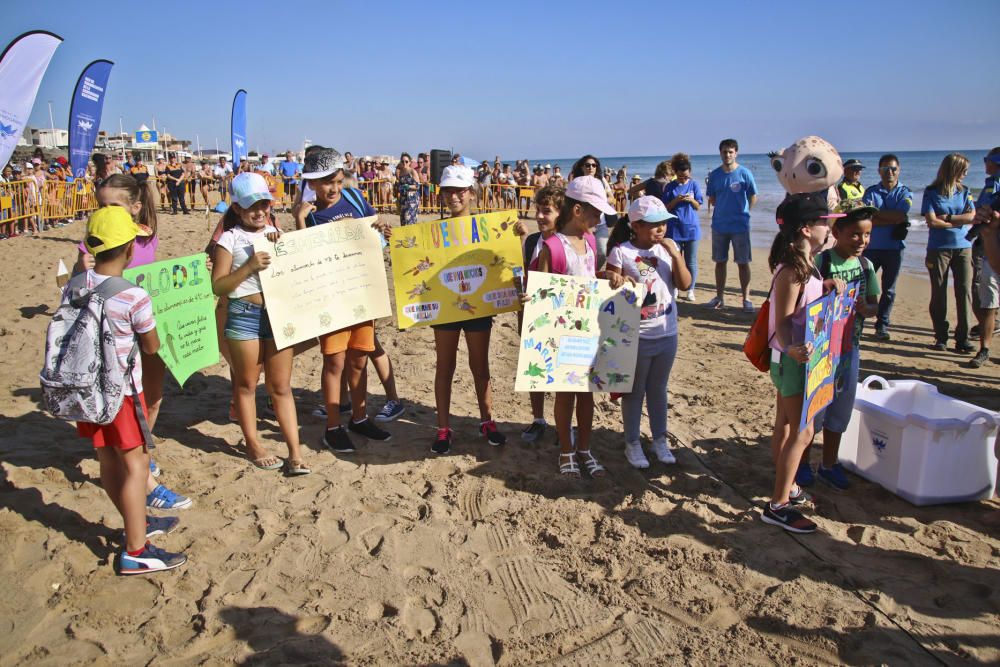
[
  {"x1": 628, "y1": 195, "x2": 675, "y2": 223},
  {"x1": 565, "y1": 175, "x2": 616, "y2": 215},
  {"x1": 440, "y1": 165, "x2": 475, "y2": 188}
]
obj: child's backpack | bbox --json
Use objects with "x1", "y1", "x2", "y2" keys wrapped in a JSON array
[
  {"x1": 40, "y1": 274, "x2": 152, "y2": 442},
  {"x1": 542, "y1": 232, "x2": 597, "y2": 275}
]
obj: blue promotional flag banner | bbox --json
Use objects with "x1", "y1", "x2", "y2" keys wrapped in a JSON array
[
  {"x1": 231, "y1": 89, "x2": 248, "y2": 167},
  {"x1": 0, "y1": 30, "x2": 63, "y2": 168},
  {"x1": 68, "y1": 59, "x2": 114, "y2": 180}
]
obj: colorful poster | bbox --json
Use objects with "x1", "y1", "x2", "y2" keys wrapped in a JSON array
[
  {"x1": 514, "y1": 271, "x2": 645, "y2": 393},
  {"x1": 800, "y1": 282, "x2": 859, "y2": 430},
  {"x1": 254, "y1": 218, "x2": 391, "y2": 349},
  {"x1": 123, "y1": 254, "x2": 219, "y2": 386},
  {"x1": 389, "y1": 210, "x2": 523, "y2": 329}
]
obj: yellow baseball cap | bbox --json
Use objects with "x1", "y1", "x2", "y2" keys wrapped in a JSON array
[{"x1": 85, "y1": 206, "x2": 150, "y2": 254}]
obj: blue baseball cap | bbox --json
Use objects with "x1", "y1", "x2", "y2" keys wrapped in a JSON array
[
  {"x1": 230, "y1": 173, "x2": 274, "y2": 209},
  {"x1": 628, "y1": 195, "x2": 675, "y2": 223}
]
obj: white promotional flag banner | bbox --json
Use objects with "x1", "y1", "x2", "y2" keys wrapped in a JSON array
[{"x1": 0, "y1": 31, "x2": 63, "y2": 167}]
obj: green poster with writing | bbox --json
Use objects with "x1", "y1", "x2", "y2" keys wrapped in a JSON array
[{"x1": 124, "y1": 253, "x2": 219, "y2": 386}]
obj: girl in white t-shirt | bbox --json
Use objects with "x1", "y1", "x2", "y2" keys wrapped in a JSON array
[
  {"x1": 606, "y1": 197, "x2": 692, "y2": 470},
  {"x1": 211, "y1": 173, "x2": 309, "y2": 475}
]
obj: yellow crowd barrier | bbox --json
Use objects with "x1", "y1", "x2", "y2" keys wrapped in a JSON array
[
  {"x1": 0, "y1": 180, "x2": 41, "y2": 229},
  {"x1": 42, "y1": 180, "x2": 77, "y2": 221}
]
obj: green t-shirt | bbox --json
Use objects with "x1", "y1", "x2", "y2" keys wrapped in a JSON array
[{"x1": 819, "y1": 249, "x2": 880, "y2": 345}]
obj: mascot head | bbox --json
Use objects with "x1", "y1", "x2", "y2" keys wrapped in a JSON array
[{"x1": 768, "y1": 136, "x2": 843, "y2": 195}]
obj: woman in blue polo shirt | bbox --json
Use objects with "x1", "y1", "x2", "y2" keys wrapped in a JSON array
[{"x1": 922, "y1": 153, "x2": 977, "y2": 353}]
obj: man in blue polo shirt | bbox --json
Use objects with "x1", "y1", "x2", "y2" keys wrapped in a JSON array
[
  {"x1": 862, "y1": 153, "x2": 913, "y2": 340},
  {"x1": 970, "y1": 148, "x2": 1000, "y2": 360},
  {"x1": 279, "y1": 150, "x2": 301, "y2": 201},
  {"x1": 706, "y1": 138, "x2": 758, "y2": 312}
]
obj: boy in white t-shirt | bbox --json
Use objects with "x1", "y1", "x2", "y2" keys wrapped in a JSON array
[{"x1": 605, "y1": 197, "x2": 692, "y2": 469}]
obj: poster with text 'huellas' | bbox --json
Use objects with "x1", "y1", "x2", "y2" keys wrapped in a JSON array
[
  {"x1": 389, "y1": 210, "x2": 524, "y2": 329},
  {"x1": 123, "y1": 254, "x2": 219, "y2": 386},
  {"x1": 800, "y1": 282, "x2": 858, "y2": 431},
  {"x1": 515, "y1": 271, "x2": 645, "y2": 393},
  {"x1": 254, "y1": 218, "x2": 391, "y2": 349}
]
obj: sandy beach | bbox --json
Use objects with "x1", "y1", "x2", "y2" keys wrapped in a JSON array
[{"x1": 1, "y1": 207, "x2": 998, "y2": 665}]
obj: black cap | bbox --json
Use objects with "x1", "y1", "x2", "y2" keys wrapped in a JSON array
[
  {"x1": 843, "y1": 159, "x2": 865, "y2": 170},
  {"x1": 776, "y1": 192, "x2": 832, "y2": 228}
]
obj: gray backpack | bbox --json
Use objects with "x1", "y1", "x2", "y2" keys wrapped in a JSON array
[{"x1": 40, "y1": 274, "x2": 152, "y2": 443}]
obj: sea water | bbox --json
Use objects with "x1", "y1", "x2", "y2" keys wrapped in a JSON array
[{"x1": 528, "y1": 150, "x2": 993, "y2": 277}]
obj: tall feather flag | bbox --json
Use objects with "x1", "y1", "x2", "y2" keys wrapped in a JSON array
[
  {"x1": 68, "y1": 59, "x2": 114, "y2": 180},
  {"x1": 231, "y1": 89, "x2": 247, "y2": 167},
  {"x1": 0, "y1": 30, "x2": 63, "y2": 167}
]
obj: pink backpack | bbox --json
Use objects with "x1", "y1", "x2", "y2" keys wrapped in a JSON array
[{"x1": 542, "y1": 232, "x2": 597, "y2": 274}]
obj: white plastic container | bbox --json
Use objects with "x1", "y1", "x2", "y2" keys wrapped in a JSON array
[{"x1": 839, "y1": 375, "x2": 1000, "y2": 506}]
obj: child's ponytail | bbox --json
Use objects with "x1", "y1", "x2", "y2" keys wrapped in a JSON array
[
  {"x1": 97, "y1": 173, "x2": 158, "y2": 238},
  {"x1": 767, "y1": 225, "x2": 812, "y2": 284},
  {"x1": 606, "y1": 216, "x2": 632, "y2": 255},
  {"x1": 220, "y1": 205, "x2": 242, "y2": 232}
]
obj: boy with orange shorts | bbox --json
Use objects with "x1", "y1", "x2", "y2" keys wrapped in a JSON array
[{"x1": 293, "y1": 146, "x2": 393, "y2": 452}]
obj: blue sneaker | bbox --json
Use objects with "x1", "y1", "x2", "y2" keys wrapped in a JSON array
[
  {"x1": 124, "y1": 515, "x2": 180, "y2": 541},
  {"x1": 795, "y1": 462, "x2": 815, "y2": 487},
  {"x1": 118, "y1": 542, "x2": 187, "y2": 575},
  {"x1": 149, "y1": 458, "x2": 161, "y2": 478},
  {"x1": 146, "y1": 484, "x2": 193, "y2": 510},
  {"x1": 374, "y1": 399, "x2": 405, "y2": 423},
  {"x1": 818, "y1": 463, "x2": 850, "y2": 491}
]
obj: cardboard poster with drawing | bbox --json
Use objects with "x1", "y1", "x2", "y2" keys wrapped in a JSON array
[
  {"x1": 123, "y1": 254, "x2": 219, "y2": 386},
  {"x1": 254, "y1": 218, "x2": 392, "y2": 349},
  {"x1": 389, "y1": 210, "x2": 524, "y2": 329},
  {"x1": 800, "y1": 282, "x2": 859, "y2": 430},
  {"x1": 515, "y1": 271, "x2": 645, "y2": 393}
]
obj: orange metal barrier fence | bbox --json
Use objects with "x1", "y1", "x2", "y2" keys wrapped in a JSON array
[{"x1": 0, "y1": 180, "x2": 41, "y2": 228}]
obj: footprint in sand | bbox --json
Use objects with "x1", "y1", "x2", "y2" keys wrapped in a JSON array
[{"x1": 401, "y1": 600, "x2": 437, "y2": 639}]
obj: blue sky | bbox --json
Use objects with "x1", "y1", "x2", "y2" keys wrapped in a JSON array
[{"x1": 6, "y1": 0, "x2": 1000, "y2": 159}]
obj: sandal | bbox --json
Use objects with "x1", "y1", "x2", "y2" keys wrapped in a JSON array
[
  {"x1": 577, "y1": 450, "x2": 606, "y2": 478},
  {"x1": 559, "y1": 452, "x2": 580, "y2": 477},
  {"x1": 284, "y1": 459, "x2": 311, "y2": 476},
  {"x1": 251, "y1": 456, "x2": 282, "y2": 470}
]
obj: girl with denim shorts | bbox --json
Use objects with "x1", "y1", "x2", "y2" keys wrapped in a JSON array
[{"x1": 211, "y1": 173, "x2": 309, "y2": 475}]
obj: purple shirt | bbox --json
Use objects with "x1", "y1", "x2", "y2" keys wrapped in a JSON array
[{"x1": 78, "y1": 235, "x2": 159, "y2": 269}]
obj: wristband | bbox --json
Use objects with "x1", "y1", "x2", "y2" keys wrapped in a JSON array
[{"x1": 946, "y1": 213, "x2": 953, "y2": 223}]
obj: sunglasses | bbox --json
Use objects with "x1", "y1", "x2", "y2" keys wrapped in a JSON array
[
  {"x1": 583, "y1": 162, "x2": 597, "y2": 169},
  {"x1": 879, "y1": 166, "x2": 899, "y2": 173}
]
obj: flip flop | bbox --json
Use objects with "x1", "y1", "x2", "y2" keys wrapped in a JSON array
[
  {"x1": 284, "y1": 460, "x2": 311, "y2": 476},
  {"x1": 251, "y1": 456, "x2": 282, "y2": 470}
]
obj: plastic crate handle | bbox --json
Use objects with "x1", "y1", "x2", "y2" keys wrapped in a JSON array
[{"x1": 860, "y1": 375, "x2": 890, "y2": 390}]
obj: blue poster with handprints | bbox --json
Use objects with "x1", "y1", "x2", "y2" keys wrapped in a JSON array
[{"x1": 800, "y1": 283, "x2": 859, "y2": 430}]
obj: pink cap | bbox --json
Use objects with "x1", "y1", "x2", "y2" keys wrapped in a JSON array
[{"x1": 565, "y1": 175, "x2": 616, "y2": 215}]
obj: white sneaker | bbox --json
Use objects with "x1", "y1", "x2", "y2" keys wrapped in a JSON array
[
  {"x1": 625, "y1": 442, "x2": 650, "y2": 469},
  {"x1": 686, "y1": 289, "x2": 696, "y2": 303},
  {"x1": 651, "y1": 439, "x2": 676, "y2": 464}
]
